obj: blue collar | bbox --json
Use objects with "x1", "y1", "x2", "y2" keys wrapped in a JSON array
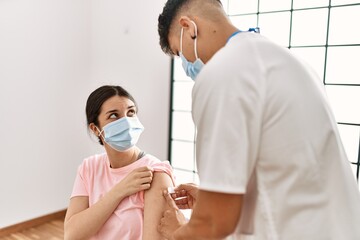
[
  {"x1": 226, "y1": 30, "x2": 242, "y2": 43},
  {"x1": 226, "y1": 27, "x2": 260, "y2": 43},
  {"x1": 248, "y1": 27, "x2": 260, "y2": 33}
]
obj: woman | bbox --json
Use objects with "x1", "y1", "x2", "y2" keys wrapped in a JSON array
[{"x1": 64, "y1": 85, "x2": 175, "y2": 240}]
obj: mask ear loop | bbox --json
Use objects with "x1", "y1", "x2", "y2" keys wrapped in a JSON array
[
  {"x1": 180, "y1": 27, "x2": 184, "y2": 54},
  {"x1": 190, "y1": 20, "x2": 199, "y2": 59},
  {"x1": 95, "y1": 126, "x2": 110, "y2": 148},
  {"x1": 95, "y1": 126, "x2": 104, "y2": 139}
]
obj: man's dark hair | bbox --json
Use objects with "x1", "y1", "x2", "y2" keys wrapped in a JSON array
[
  {"x1": 158, "y1": 0, "x2": 223, "y2": 55},
  {"x1": 158, "y1": 0, "x2": 189, "y2": 55}
]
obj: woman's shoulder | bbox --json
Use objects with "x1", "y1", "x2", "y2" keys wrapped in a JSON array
[
  {"x1": 140, "y1": 154, "x2": 170, "y2": 167},
  {"x1": 143, "y1": 154, "x2": 176, "y2": 189},
  {"x1": 140, "y1": 154, "x2": 175, "y2": 181},
  {"x1": 78, "y1": 152, "x2": 108, "y2": 173}
]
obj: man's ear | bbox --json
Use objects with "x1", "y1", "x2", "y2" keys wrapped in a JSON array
[{"x1": 179, "y1": 16, "x2": 197, "y2": 38}]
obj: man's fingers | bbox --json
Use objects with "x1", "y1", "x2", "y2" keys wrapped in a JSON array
[
  {"x1": 174, "y1": 196, "x2": 188, "y2": 205},
  {"x1": 157, "y1": 222, "x2": 164, "y2": 234},
  {"x1": 164, "y1": 209, "x2": 173, "y2": 217},
  {"x1": 177, "y1": 204, "x2": 190, "y2": 210},
  {"x1": 173, "y1": 188, "x2": 187, "y2": 198},
  {"x1": 175, "y1": 183, "x2": 194, "y2": 191},
  {"x1": 163, "y1": 190, "x2": 178, "y2": 209}
]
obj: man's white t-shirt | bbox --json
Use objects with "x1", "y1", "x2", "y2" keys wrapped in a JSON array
[{"x1": 192, "y1": 32, "x2": 360, "y2": 240}]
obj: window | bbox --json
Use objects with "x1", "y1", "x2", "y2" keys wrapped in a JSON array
[{"x1": 169, "y1": 0, "x2": 360, "y2": 187}]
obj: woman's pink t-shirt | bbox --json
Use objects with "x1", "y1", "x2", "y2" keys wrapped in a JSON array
[{"x1": 70, "y1": 153, "x2": 175, "y2": 240}]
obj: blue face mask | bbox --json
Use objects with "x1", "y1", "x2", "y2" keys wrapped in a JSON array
[
  {"x1": 97, "y1": 117, "x2": 144, "y2": 152},
  {"x1": 179, "y1": 21, "x2": 204, "y2": 81}
]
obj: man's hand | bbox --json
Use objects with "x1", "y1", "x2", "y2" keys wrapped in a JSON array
[
  {"x1": 171, "y1": 183, "x2": 199, "y2": 209},
  {"x1": 158, "y1": 190, "x2": 187, "y2": 239}
]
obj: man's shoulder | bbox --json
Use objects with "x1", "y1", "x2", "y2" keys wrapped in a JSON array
[{"x1": 195, "y1": 35, "x2": 266, "y2": 87}]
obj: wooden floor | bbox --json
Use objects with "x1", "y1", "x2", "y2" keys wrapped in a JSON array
[{"x1": 0, "y1": 219, "x2": 64, "y2": 240}]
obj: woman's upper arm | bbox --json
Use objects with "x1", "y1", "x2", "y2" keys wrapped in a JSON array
[
  {"x1": 143, "y1": 172, "x2": 174, "y2": 240},
  {"x1": 64, "y1": 196, "x2": 89, "y2": 224}
]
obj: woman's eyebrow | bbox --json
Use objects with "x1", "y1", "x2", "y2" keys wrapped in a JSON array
[
  {"x1": 105, "y1": 109, "x2": 118, "y2": 115},
  {"x1": 105, "y1": 105, "x2": 135, "y2": 115}
]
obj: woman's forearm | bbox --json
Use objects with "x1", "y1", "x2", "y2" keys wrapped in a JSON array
[{"x1": 64, "y1": 189, "x2": 126, "y2": 240}]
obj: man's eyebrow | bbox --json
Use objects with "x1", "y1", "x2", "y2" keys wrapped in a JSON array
[
  {"x1": 169, "y1": 49, "x2": 178, "y2": 56},
  {"x1": 168, "y1": 44, "x2": 178, "y2": 56}
]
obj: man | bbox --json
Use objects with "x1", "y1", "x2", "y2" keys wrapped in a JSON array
[{"x1": 157, "y1": 0, "x2": 360, "y2": 239}]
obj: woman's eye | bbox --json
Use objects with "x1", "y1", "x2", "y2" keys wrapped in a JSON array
[
  {"x1": 109, "y1": 113, "x2": 117, "y2": 119},
  {"x1": 127, "y1": 110, "x2": 136, "y2": 117}
]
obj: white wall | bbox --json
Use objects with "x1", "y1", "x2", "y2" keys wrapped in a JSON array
[
  {"x1": 0, "y1": 0, "x2": 170, "y2": 228},
  {"x1": 89, "y1": 0, "x2": 171, "y2": 160}
]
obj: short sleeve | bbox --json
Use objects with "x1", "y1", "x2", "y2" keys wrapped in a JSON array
[
  {"x1": 148, "y1": 157, "x2": 176, "y2": 186},
  {"x1": 70, "y1": 164, "x2": 89, "y2": 198},
  {"x1": 192, "y1": 37, "x2": 264, "y2": 194}
]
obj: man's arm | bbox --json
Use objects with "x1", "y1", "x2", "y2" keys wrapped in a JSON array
[{"x1": 172, "y1": 190, "x2": 243, "y2": 240}]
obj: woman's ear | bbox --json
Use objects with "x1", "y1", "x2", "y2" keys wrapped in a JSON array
[
  {"x1": 89, "y1": 123, "x2": 104, "y2": 145},
  {"x1": 89, "y1": 123, "x2": 99, "y2": 136}
]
